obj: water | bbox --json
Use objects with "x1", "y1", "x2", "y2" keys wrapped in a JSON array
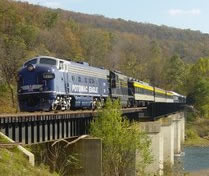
[{"x1": 183, "y1": 146, "x2": 209, "y2": 171}]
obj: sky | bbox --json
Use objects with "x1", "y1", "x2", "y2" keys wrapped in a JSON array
[{"x1": 16, "y1": 0, "x2": 209, "y2": 34}]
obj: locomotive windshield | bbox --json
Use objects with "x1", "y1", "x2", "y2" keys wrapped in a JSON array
[
  {"x1": 24, "y1": 59, "x2": 37, "y2": 67},
  {"x1": 40, "y1": 58, "x2": 57, "y2": 66}
]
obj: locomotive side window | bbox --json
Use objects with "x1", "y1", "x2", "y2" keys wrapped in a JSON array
[
  {"x1": 40, "y1": 58, "x2": 57, "y2": 65},
  {"x1": 24, "y1": 59, "x2": 37, "y2": 67},
  {"x1": 59, "y1": 61, "x2": 64, "y2": 70}
]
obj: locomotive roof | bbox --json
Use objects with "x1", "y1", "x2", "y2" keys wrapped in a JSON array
[
  {"x1": 25, "y1": 56, "x2": 109, "y2": 72},
  {"x1": 23, "y1": 56, "x2": 109, "y2": 79}
]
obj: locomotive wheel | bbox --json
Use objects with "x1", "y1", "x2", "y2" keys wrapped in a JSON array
[
  {"x1": 66, "y1": 101, "x2": 71, "y2": 110},
  {"x1": 91, "y1": 100, "x2": 97, "y2": 110},
  {"x1": 52, "y1": 102, "x2": 58, "y2": 111}
]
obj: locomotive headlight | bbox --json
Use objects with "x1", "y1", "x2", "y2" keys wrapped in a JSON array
[
  {"x1": 18, "y1": 89, "x2": 22, "y2": 93},
  {"x1": 27, "y1": 64, "x2": 34, "y2": 71},
  {"x1": 43, "y1": 72, "x2": 55, "y2": 80}
]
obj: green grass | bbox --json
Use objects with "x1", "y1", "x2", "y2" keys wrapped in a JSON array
[{"x1": 0, "y1": 136, "x2": 58, "y2": 176}]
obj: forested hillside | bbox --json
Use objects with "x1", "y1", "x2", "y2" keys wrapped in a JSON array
[
  {"x1": 1, "y1": 0, "x2": 209, "y2": 116},
  {"x1": 64, "y1": 10, "x2": 209, "y2": 63}
]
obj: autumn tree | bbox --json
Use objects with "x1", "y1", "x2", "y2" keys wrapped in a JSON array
[
  {"x1": 80, "y1": 28, "x2": 113, "y2": 67},
  {"x1": 0, "y1": 37, "x2": 26, "y2": 108},
  {"x1": 146, "y1": 41, "x2": 165, "y2": 86}
]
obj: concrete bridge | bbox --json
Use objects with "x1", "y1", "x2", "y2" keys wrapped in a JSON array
[
  {"x1": 0, "y1": 103, "x2": 185, "y2": 176},
  {"x1": 140, "y1": 111, "x2": 185, "y2": 175},
  {"x1": 69, "y1": 111, "x2": 185, "y2": 176},
  {"x1": 0, "y1": 103, "x2": 184, "y2": 145}
]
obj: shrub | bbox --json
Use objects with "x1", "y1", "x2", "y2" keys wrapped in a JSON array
[{"x1": 90, "y1": 98, "x2": 152, "y2": 176}]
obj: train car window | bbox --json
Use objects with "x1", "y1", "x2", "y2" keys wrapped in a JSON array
[
  {"x1": 40, "y1": 58, "x2": 57, "y2": 65},
  {"x1": 72, "y1": 76, "x2": 75, "y2": 81},
  {"x1": 24, "y1": 59, "x2": 37, "y2": 67},
  {"x1": 142, "y1": 89, "x2": 145, "y2": 94},
  {"x1": 85, "y1": 78, "x2": 87, "y2": 83},
  {"x1": 78, "y1": 77, "x2": 81, "y2": 82},
  {"x1": 59, "y1": 61, "x2": 64, "y2": 70},
  {"x1": 111, "y1": 78, "x2": 116, "y2": 88}
]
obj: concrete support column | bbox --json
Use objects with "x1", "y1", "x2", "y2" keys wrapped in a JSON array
[
  {"x1": 180, "y1": 112, "x2": 185, "y2": 143},
  {"x1": 161, "y1": 117, "x2": 174, "y2": 165},
  {"x1": 140, "y1": 121, "x2": 164, "y2": 176},
  {"x1": 173, "y1": 114, "x2": 181, "y2": 154},
  {"x1": 0, "y1": 132, "x2": 35, "y2": 166},
  {"x1": 75, "y1": 138, "x2": 102, "y2": 176}
]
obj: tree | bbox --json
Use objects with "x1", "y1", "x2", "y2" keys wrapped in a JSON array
[
  {"x1": 185, "y1": 57, "x2": 209, "y2": 117},
  {"x1": 0, "y1": 37, "x2": 26, "y2": 108},
  {"x1": 44, "y1": 10, "x2": 58, "y2": 29},
  {"x1": 187, "y1": 78, "x2": 209, "y2": 117},
  {"x1": 146, "y1": 40, "x2": 165, "y2": 87},
  {"x1": 186, "y1": 57, "x2": 209, "y2": 94},
  {"x1": 90, "y1": 99, "x2": 152, "y2": 176},
  {"x1": 163, "y1": 55, "x2": 186, "y2": 91},
  {"x1": 80, "y1": 28, "x2": 112, "y2": 67}
]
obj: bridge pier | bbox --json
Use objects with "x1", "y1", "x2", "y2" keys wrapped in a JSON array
[
  {"x1": 139, "y1": 111, "x2": 185, "y2": 176},
  {"x1": 161, "y1": 117, "x2": 174, "y2": 165},
  {"x1": 75, "y1": 138, "x2": 102, "y2": 176},
  {"x1": 180, "y1": 112, "x2": 185, "y2": 143},
  {"x1": 173, "y1": 114, "x2": 182, "y2": 154},
  {"x1": 140, "y1": 121, "x2": 164, "y2": 176}
]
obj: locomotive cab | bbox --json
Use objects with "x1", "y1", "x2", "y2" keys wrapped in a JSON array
[{"x1": 18, "y1": 57, "x2": 57, "y2": 111}]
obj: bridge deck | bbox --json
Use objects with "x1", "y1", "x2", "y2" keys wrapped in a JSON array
[{"x1": 0, "y1": 103, "x2": 185, "y2": 145}]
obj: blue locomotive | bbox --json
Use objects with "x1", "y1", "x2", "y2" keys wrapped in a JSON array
[
  {"x1": 18, "y1": 56, "x2": 110, "y2": 111},
  {"x1": 17, "y1": 56, "x2": 186, "y2": 112}
]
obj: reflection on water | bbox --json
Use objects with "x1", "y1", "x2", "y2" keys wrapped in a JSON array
[{"x1": 183, "y1": 146, "x2": 209, "y2": 171}]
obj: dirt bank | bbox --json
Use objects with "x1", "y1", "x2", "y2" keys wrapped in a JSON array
[{"x1": 189, "y1": 168, "x2": 209, "y2": 176}]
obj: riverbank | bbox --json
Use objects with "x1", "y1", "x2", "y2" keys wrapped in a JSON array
[
  {"x1": 0, "y1": 135, "x2": 58, "y2": 176},
  {"x1": 183, "y1": 118, "x2": 209, "y2": 175},
  {"x1": 189, "y1": 168, "x2": 209, "y2": 176},
  {"x1": 185, "y1": 118, "x2": 209, "y2": 146}
]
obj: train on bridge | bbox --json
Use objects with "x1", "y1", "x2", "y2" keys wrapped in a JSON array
[{"x1": 17, "y1": 56, "x2": 186, "y2": 111}]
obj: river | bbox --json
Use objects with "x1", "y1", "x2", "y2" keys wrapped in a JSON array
[{"x1": 183, "y1": 146, "x2": 209, "y2": 172}]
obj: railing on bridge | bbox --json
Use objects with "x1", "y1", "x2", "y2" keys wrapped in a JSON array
[{"x1": 0, "y1": 112, "x2": 93, "y2": 145}]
